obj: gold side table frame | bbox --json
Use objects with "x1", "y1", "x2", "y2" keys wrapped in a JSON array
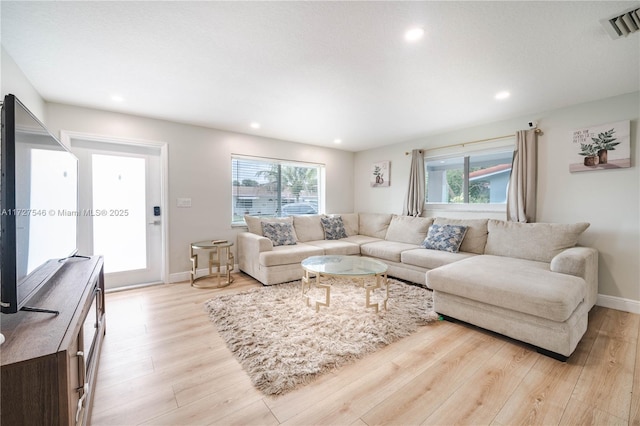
[
  {"x1": 190, "y1": 240, "x2": 234, "y2": 288},
  {"x1": 301, "y1": 255, "x2": 389, "y2": 313}
]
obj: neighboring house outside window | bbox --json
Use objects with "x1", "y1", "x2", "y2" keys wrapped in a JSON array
[{"x1": 231, "y1": 155, "x2": 324, "y2": 225}]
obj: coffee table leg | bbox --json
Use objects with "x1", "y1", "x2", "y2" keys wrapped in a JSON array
[
  {"x1": 364, "y1": 272, "x2": 388, "y2": 312},
  {"x1": 302, "y1": 271, "x2": 331, "y2": 312},
  {"x1": 302, "y1": 270, "x2": 311, "y2": 305}
]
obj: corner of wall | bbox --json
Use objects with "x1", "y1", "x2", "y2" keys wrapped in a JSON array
[{"x1": 1, "y1": 46, "x2": 46, "y2": 122}]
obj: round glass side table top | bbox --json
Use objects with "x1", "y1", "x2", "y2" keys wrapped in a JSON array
[
  {"x1": 190, "y1": 240, "x2": 234, "y2": 288},
  {"x1": 301, "y1": 255, "x2": 389, "y2": 312}
]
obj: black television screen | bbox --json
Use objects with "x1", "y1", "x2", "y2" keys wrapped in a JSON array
[{"x1": 1, "y1": 94, "x2": 79, "y2": 314}]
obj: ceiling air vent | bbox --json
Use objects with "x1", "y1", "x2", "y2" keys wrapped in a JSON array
[{"x1": 601, "y1": 7, "x2": 640, "y2": 39}]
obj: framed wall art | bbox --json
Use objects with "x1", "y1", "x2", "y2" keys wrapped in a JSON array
[
  {"x1": 370, "y1": 161, "x2": 390, "y2": 187},
  {"x1": 570, "y1": 120, "x2": 631, "y2": 172}
]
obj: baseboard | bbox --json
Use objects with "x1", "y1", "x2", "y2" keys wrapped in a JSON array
[
  {"x1": 596, "y1": 294, "x2": 640, "y2": 314},
  {"x1": 169, "y1": 264, "x2": 239, "y2": 284}
]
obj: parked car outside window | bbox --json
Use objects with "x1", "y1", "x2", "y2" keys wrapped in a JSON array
[{"x1": 281, "y1": 203, "x2": 318, "y2": 216}]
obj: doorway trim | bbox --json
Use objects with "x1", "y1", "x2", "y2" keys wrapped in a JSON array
[{"x1": 60, "y1": 130, "x2": 169, "y2": 286}]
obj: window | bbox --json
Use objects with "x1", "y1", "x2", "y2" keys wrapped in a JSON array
[
  {"x1": 232, "y1": 155, "x2": 323, "y2": 225},
  {"x1": 425, "y1": 149, "x2": 514, "y2": 205}
]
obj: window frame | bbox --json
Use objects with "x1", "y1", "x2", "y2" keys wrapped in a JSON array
[
  {"x1": 423, "y1": 138, "x2": 515, "y2": 213},
  {"x1": 231, "y1": 154, "x2": 325, "y2": 226}
]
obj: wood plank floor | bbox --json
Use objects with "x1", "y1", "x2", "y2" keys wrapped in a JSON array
[{"x1": 90, "y1": 272, "x2": 640, "y2": 425}]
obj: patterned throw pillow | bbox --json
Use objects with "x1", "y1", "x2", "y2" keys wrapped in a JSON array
[
  {"x1": 320, "y1": 216, "x2": 348, "y2": 240},
  {"x1": 261, "y1": 222, "x2": 297, "y2": 246},
  {"x1": 422, "y1": 224, "x2": 468, "y2": 253}
]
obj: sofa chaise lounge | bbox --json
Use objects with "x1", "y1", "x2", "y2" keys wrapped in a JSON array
[{"x1": 237, "y1": 213, "x2": 597, "y2": 359}]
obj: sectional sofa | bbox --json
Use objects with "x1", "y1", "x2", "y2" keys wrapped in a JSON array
[{"x1": 237, "y1": 213, "x2": 598, "y2": 359}]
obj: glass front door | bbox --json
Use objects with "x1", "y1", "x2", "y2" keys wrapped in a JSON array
[{"x1": 72, "y1": 141, "x2": 164, "y2": 289}]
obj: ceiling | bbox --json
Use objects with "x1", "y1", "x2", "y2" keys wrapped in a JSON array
[{"x1": 2, "y1": 1, "x2": 639, "y2": 152}]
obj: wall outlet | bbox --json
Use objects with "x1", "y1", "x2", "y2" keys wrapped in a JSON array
[{"x1": 177, "y1": 198, "x2": 192, "y2": 208}]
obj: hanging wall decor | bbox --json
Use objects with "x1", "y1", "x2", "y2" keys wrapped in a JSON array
[
  {"x1": 370, "y1": 161, "x2": 390, "y2": 187},
  {"x1": 570, "y1": 120, "x2": 631, "y2": 172}
]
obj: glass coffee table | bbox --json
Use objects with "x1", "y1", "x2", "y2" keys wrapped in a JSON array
[{"x1": 301, "y1": 255, "x2": 389, "y2": 312}]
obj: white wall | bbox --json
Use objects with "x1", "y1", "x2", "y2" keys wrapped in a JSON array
[
  {"x1": 1, "y1": 47, "x2": 46, "y2": 121},
  {"x1": 354, "y1": 92, "x2": 640, "y2": 307},
  {"x1": 44, "y1": 103, "x2": 355, "y2": 279}
]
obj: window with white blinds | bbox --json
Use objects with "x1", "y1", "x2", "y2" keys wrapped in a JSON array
[{"x1": 231, "y1": 155, "x2": 323, "y2": 225}]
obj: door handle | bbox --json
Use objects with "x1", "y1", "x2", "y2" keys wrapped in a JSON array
[{"x1": 148, "y1": 220, "x2": 161, "y2": 225}]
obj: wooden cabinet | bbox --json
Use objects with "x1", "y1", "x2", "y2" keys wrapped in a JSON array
[{"x1": 1, "y1": 256, "x2": 105, "y2": 426}]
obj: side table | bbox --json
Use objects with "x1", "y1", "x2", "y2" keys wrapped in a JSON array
[{"x1": 190, "y1": 240, "x2": 234, "y2": 288}]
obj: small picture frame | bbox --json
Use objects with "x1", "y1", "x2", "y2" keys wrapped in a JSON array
[{"x1": 371, "y1": 161, "x2": 390, "y2": 187}]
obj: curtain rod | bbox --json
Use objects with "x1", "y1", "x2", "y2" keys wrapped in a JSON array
[{"x1": 405, "y1": 128, "x2": 541, "y2": 155}]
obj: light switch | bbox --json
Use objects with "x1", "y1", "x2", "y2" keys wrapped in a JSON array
[{"x1": 177, "y1": 198, "x2": 192, "y2": 208}]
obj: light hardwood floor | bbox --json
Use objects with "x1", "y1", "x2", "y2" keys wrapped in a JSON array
[{"x1": 90, "y1": 272, "x2": 640, "y2": 425}]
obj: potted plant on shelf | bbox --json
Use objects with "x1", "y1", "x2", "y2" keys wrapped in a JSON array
[
  {"x1": 592, "y1": 128, "x2": 618, "y2": 165},
  {"x1": 579, "y1": 142, "x2": 599, "y2": 166}
]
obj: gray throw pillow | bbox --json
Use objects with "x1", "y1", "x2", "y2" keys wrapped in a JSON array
[
  {"x1": 422, "y1": 224, "x2": 468, "y2": 253},
  {"x1": 261, "y1": 222, "x2": 297, "y2": 246},
  {"x1": 320, "y1": 216, "x2": 348, "y2": 240}
]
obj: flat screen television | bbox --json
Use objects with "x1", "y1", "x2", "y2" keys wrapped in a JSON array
[{"x1": 1, "y1": 94, "x2": 79, "y2": 314}]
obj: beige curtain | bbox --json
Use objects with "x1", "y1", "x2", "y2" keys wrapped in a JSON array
[
  {"x1": 403, "y1": 149, "x2": 425, "y2": 217},
  {"x1": 507, "y1": 129, "x2": 537, "y2": 222}
]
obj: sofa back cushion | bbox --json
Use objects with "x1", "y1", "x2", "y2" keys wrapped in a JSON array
[
  {"x1": 434, "y1": 217, "x2": 488, "y2": 254},
  {"x1": 485, "y1": 219, "x2": 590, "y2": 262},
  {"x1": 293, "y1": 215, "x2": 325, "y2": 242},
  {"x1": 245, "y1": 215, "x2": 294, "y2": 236},
  {"x1": 358, "y1": 213, "x2": 393, "y2": 238},
  {"x1": 385, "y1": 215, "x2": 433, "y2": 245}
]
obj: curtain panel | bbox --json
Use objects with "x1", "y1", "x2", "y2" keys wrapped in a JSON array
[
  {"x1": 507, "y1": 129, "x2": 538, "y2": 222},
  {"x1": 403, "y1": 149, "x2": 425, "y2": 217}
]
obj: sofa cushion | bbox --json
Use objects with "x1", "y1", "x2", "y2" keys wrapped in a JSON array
[
  {"x1": 293, "y1": 215, "x2": 325, "y2": 242},
  {"x1": 401, "y1": 248, "x2": 476, "y2": 270},
  {"x1": 341, "y1": 235, "x2": 383, "y2": 246},
  {"x1": 259, "y1": 244, "x2": 324, "y2": 267},
  {"x1": 359, "y1": 213, "x2": 393, "y2": 238},
  {"x1": 320, "y1": 216, "x2": 348, "y2": 240},
  {"x1": 245, "y1": 215, "x2": 294, "y2": 236},
  {"x1": 360, "y1": 240, "x2": 420, "y2": 263},
  {"x1": 261, "y1": 222, "x2": 297, "y2": 246},
  {"x1": 426, "y1": 255, "x2": 586, "y2": 322},
  {"x1": 385, "y1": 215, "x2": 433, "y2": 245},
  {"x1": 434, "y1": 217, "x2": 488, "y2": 254},
  {"x1": 421, "y1": 224, "x2": 468, "y2": 252},
  {"x1": 485, "y1": 220, "x2": 590, "y2": 263},
  {"x1": 305, "y1": 239, "x2": 361, "y2": 256}
]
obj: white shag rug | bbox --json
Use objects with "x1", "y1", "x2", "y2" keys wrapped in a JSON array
[{"x1": 205, "y1": 277, "x2": 438, "y2": 395}]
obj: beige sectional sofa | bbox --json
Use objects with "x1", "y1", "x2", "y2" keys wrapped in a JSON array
[{"x1": 237, "y1": 212, "x2": 598, "y2": 359}]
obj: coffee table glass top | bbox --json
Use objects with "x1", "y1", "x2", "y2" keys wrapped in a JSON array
[{"x1": 301, "y1": 255, "x2": 387, "y2": 276}]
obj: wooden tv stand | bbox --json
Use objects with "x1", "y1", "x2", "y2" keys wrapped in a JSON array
[{"x1": 1, "y1": 256, "x2": 105, "y2": 426}]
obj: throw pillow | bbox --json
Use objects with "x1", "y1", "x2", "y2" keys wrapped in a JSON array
[
  {"x1": 244, "y1": 215, "x2": 294, "y2": 236},
  {"x1": 320, "y1": 216, "x2": 348, "y2": 240},
  {"x1": 422, "y1": 224, "x2": 468, "y2": 253},
  {"x1": 261, "y1": 222, "x2": 297, "y2": 246}
]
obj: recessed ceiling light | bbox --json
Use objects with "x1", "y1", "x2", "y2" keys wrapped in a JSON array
[
  {"x1": 250, "y1": 122, "x2": 261, "y2": 129},
  {"x1": 111, "y1": 94, "x2": 124, "y2": 102},
  {"x1": 405, "y1": 27, "x2": 425, "y2": 42},
  {"x1": 495, "y1": 91, "x2": 511, "y2": 100},
  {"x1": 334, "y1": 139, "x2": 342, "y2": 144}
]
